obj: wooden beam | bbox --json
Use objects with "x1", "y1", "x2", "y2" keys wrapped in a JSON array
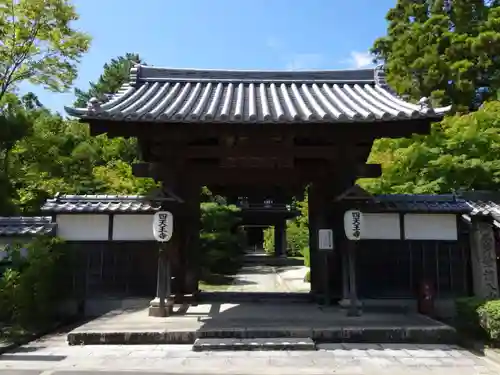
[
  {"x1": 88, "y1": 119, "x2": 431, "y2": 140},
  {"x1": 175, "y1": 145, "x2": 339, "y2": 159},
  {"x1": 356, "y1": 163, "x2": 382, "y2": 179},
  {"x1": 132, "y1": 162, "x2": 382, "y2": 184}
]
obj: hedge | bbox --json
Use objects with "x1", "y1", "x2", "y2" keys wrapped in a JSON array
[
  {"x1": 455, "y1": 297, "x2": 500, "y2": 343},
  {"x1": 0, "y1": 236, "x2": 69, "y2": 330}
]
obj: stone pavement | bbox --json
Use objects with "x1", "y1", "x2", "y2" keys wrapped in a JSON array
[
  {"x1": 226, "y1": 262, "x2": 284, "y2": 293},
  {"x1": 275, "y1": 265, "x2": 310, "y2": 292},
  {"x1": 0, "y1": 332, "x2": 499, "y2": 374},
  {"x1": 226, "y1": 252, "x2": 309, "y2": 293}
]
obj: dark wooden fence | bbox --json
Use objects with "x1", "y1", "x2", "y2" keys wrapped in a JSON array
[
  {"x1": 67, "y1": 241, "x2": 158, "y2": 299},
  {"x1": 355, "y1": 239, "x2": 471, "y2": 299}
]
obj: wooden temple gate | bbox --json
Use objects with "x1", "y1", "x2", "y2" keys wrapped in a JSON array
[{"x1": 66, "y1": 65, "x2": 449, "y2": 311}]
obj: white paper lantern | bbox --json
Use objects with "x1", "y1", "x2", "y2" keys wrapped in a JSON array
[
  {"x1": 152, "y1": 211, "x2": 173, "y2": 242},
  {"x1": 343, "y1": 210, "x2": 364, "y2": 241}
]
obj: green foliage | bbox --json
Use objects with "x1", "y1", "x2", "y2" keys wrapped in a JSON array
[
  {"x1": 93, "y1": 160, "x2": 157, "y2": 196},
  {"x1": 302, "y1": 246, "x2": 310, "y2": 268},
  {"x1": 0, "y1": 0, "x2": 91, "y2": 100},
  {"x1": 455, "y1": 297, "x2": 500, "y2": 344},
  {"x1": 372, "y1": 1, "x2": 500, "y2": 110},
  {"x1": 263, "y1": 195, "x2": 310, "y2": 260},
  {"x1": 479, "y1": 300, "x2": 500, "y2": 341},
  {"x1": 263, "y1": 226, "x2": 274, "y2": 255},
  {"x1": 0, "y1": 236, "x2": 69, "y2": 328},
  {"x1": 199, "y1": 202, "x2": 245, "y2": 276},
  {"x1": 362, "y1": 101, "x2": 500, "y2": 194},
  {"x1": 4, "y1": 110, "x2": 148, "y2": 213}
]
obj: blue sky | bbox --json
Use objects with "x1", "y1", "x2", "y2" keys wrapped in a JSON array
[{"x1": 22, "y1": 0, "x2": 396, "y2": 114}]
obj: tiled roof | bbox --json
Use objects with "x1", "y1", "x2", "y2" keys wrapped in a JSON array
[
  {"x1": 372, "y1": 194, "x2": 471, "y2": 213},
  {"x1": 464, "y1": 201, "x2": 500, "y2": 223},
  {"x1": 41, "y1": 195, "x2": 161, "y2": 214},
  {"x1": 0, "y1": 217, "x2": 56, "y2": 237},
  {"x1": 64, "y1": 65, "x2": 450, "y2": 124},
  {"x1": 457, "y1": 191, "x2": 500, "y2": 224}
]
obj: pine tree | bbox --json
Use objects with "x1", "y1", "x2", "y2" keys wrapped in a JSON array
[
  {"x1": 73, "y1": 53, "x2": 142, "y2": 107},
  {"x1": 371, "y1": 0, "x2": 500, "y2": 111}
]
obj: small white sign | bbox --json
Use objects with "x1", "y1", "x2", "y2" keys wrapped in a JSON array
[
  {"x1": 318, "y1": 229, "x2": 334, "y2": 250},
  {"x1": 152, "y1": 211, "x2": 173, "y2": 242},
  {"x1": 344, "y1": 210, "x2": 364, "y2": 241}
]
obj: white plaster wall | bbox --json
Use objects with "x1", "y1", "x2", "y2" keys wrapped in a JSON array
[
  {"x1": 363, "y1": 213, "x2": 401, "y2": 240},
  {"x1": 56, "y1": 214, "x2": 109, "y2": 241},
  {"x1": 404, "y1": 214, "x2": 458, "y2": 240},
  {"x1": 112, "y1": 214, "x2": 155, "y2": 241}
]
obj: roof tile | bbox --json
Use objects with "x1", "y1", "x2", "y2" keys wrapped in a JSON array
[
  {"x1": 41, "y1": 195, "x2": 160, "y2": 214},
  {"x1": 372, "y1": 194, "x2": 471, "y2": 213},
  {"x1": 65, "y1": 65, "x2": 450, "y2": 123},
  {"x1": 0, "y1": 217, "x2": 56, "y2": 237}
]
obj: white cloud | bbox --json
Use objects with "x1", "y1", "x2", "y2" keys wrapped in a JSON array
[
  {"x1": 285, "y1": 53, "x2": 324, "y2": 71},
  {"x1": 345, "y1": 51, "x2": 374, "y2": 69}
]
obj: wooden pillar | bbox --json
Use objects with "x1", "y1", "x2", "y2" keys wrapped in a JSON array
[
  {"x1": 179, "y1": 183, "x2": 201, "y2": 300},
  {"x1": 346, "y1": 240, "x2": 361, "y2": 316},
  {"x1": 307, "y1": 183, "x2": 329, "y2": 299},
  {"x1": 274, "y1": 221, "x2": 287, "y2": 257},
  {"x1": 339, "y1": 239, "x2": 350, "y2": 306}
]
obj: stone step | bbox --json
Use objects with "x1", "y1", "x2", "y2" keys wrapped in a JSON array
[
  {"x1": 192, "y1": 337, "x2": 316, "y2": 351},
  {"x1": 68, "y1": 324, "x2": 458, "y2": 345}
]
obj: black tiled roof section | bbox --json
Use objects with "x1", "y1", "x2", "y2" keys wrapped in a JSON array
[
  {"x1": 371, "y1": 194, "x2": 471, "y2": 213},
  {"x1": 64, "y1": 65, "x2": 450, "y2": 124},
  {"x1": 41, "y1": 195, "x2": 161, "y2": 214},
  {"x1": 465, "y1": 200, "x2": 500, "y2": 222},
  {"x1": 0, "y1": 217, "x2": 56, "y2": 237}
]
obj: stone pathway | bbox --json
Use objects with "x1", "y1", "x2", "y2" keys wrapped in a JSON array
[
  {"x1": 275, "y1": 265, "x2": 310, "y2": 292},
  {"x1": 226, "y1": 263, "x2": 284, "y2": 292},
  {"x1": 226, "y1": 253, "x2": 309, "y2": 293},
  {"x1": 0, "y1": 332, "x2": 499, "y2": 374}
]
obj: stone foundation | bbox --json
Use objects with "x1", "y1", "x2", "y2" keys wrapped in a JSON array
[{"x1": 67, "y1": 324, "x2": 457, "y2": 346}]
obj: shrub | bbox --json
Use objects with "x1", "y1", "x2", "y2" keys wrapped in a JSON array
[
  {"x1": 0, "y1": 236, "x2": 68, "y2": 329},
  {"x1": 263, "y1": 226, "x2": 274, "y2": 255},
  {"x1": 302, "y1": 247, "x2": 310, "y2": 267},
  {"x1": 455, "y1": 297, "x2": 500, "y2": 344},
  {"x1": 478, "y1": 300, "x2": 500, "y2": 342},
  {"x1": 287, "y1": 224, "x2": 309, "y2": 257},
  {"x1": 263, "y1": 220, "x2": 310, "y2": 258},
  {"x1": 199, "y1": 202, "x2": 246, "y2": 277}
]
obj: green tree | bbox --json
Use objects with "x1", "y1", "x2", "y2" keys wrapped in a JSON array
[
  {"x1": 0, "y1": 0, "x2": 91, "y2": 101},
  {"x1": 361, "y1": 101, "x2": 500, "y2": 194},
  {"x1": 73, "y1": 53, "x2": 142, "y2": 107},
  {"x1": 72, "y1": 53, "x2": 143, "y2": 164},
  {"x1": 199, "y1": 202, "x2": 245, "y2": 276},
  {"x1": 371, "y1": 1, "x2": 500, "y2": 110}
]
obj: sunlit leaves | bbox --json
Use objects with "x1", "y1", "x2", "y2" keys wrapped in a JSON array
[
  {"x1": 361, "y1": 102, "x2": 500, "y2": 194},
  {"x1": 0, "y1": 0, "x2": 91, "y2": 100}
]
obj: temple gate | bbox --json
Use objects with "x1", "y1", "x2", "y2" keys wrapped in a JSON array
[{"x1": 66, "y1": 65, "x2": 450, "y2": 311}]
